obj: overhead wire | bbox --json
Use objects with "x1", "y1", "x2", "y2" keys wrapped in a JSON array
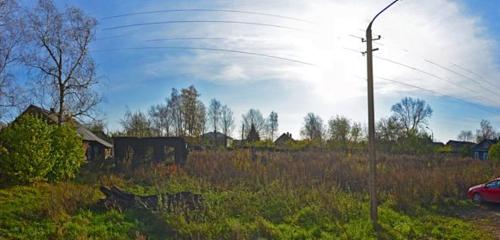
[
  {"x1": 145, "y1": 37, "x2": 228, "y2": 42},
  {"x1": 353, "y1": 31, "x2": 500, "y2": 90},
  {"x1": 374, "y1": 76, "x2": 500, "y2": 116},
  {"x1": 100, "y1": 8, "x2": 316, "y2": 24},
  {"x1": 101, "y1": 20, "x2": 307, "y2": 32},
  {"x1": 352, "y1": 29, "x2": 500, "y2": 91},
  {"x1": 354, "y1": 74, "x2": 499, "y2": 116},
  {"x1": 342, "y1": 46, "x2": 500, "y2": 106},
  {"x1": 373, "y1": 55, "x2": 500, "y2": 105},
  {"x1": 92, "y1": 46, "x2": 316, "y2": 66}
]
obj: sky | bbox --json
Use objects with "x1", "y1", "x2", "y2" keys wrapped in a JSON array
[{"x1": 36, "y1": 0, "x2": 500, "y2": 142}]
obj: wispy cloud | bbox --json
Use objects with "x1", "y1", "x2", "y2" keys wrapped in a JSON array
[{"x1": 92, "y1": 0, "x2": 500, "y2": 140}]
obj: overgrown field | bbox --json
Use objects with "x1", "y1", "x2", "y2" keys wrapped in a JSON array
[{"x1": 0, "y1": 150, "x2": 498, "y2": 239}]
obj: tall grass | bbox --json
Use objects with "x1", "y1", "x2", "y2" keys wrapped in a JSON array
[
  {"x1": 184, "y1": 150, "x2": 498, "y2": 212},
  {"x1": 1, "y1": 150, "x2": 496, "y2": 239}
]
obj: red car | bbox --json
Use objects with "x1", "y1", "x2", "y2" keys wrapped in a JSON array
[{"x1": 467, "y1": 177, "x2": 500, "y2": 203}]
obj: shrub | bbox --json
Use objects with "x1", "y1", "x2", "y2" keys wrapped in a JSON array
[
  {"x1": 0, "y1": 115, "x2": 53, "y2": 183},
  {"x1": 0, "y1": 114, "x2": 85, "y2": 184},
  {"x1": 48, "y1": 123, "x2": 86, "y2": 181},
  {"x1": 488, "y1": 142, "x2": 500, "y2": 164}
]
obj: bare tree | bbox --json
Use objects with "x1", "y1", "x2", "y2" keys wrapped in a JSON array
[
  {"x1": 300, "y1": 113, "x2": 324, "y2": 141},
  {"x1": 168, "y1": 88, "x2": 183, "y2": 136},
  {"x1": 0, "y1": 0, "x2": 26, "y2": 119},
  {"x1": 208, "y1": 98, "x2": 221, "y2": 134},
  {"x1": 376, "y1": 116, "x2": 403, "y2": 141},
  {"x1": 195, "y1": 100, "x2": 206, "y2": 136},
  {"x1": 328, "y1": 115, "x2": 363, "y2": 153},
  {"x1": 266, "y1": 111, "x2": 278, "y2": 141},
  {"x1": 328, "y1": 115, "x2": 351, "y2": 144},
  {"x1": 24, "y1": 0, "x2": 99, "y2": 124},
  {"x1": 120, "y1": 109, "x2": 152, "y2": 137},
  {"x1": 457, "y1": 130, "x2": 473, "y2": 142},
  {"x1": 148, "y1": 103, "x2": 172, "y2": 136},
  {"x1": 220, "y1": 104, "x2": 234, "y2": 145},
  {"x1": 350, "y1": 122, "x2": 363, "y2": 143},
  {"x1": 476, "y1": 120, "x2": 496, "y2": 143},
  {"x1": 391, "y1": 97, "x2": 432, "y2": 134},
  {"x1": 242, "y1": 109, "x2": 265, "y2": 137}
]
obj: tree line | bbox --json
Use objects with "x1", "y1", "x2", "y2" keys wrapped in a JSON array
[{"x1": 115, "y1": 85, "x2": 282, "y2": 143}]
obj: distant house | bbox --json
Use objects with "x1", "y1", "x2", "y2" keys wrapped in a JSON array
[
  {"x1": 201, "y1": 131, "x2": 233, "y2": 148},
  {"x1": 472, "y1": 139, "x2": 498, "y2": 160},
  {"x1": 445, "y1": 140, "x2": 475, "y2": 155},
  {"x1": 274, "y1": 132, "x2": 295, "y2": 147},
  {"x1": 15, "y1": 105, "x2": 113, "y2": 162}
]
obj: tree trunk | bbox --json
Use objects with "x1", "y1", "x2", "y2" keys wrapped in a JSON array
[{"x1": 58, "y1": 82, "x2": 64, "y2": 125}]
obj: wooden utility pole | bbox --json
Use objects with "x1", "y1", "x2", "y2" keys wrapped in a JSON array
[{"x1": 363, "y1": 0, "x2": 400, "y2": 230}]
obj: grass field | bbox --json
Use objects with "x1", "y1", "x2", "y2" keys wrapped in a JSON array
[{"x1": 0, "y1": 150, "x2": 498, "y2": 239}]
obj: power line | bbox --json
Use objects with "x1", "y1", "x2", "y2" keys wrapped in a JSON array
[
  {"x1": 101, "y1": 20, "x2": 307, "y2": 32},
  {"x1": 450, "y1": 62, "x2": 497, "y2": 88},
  {"x1": 96, "y1": 36, "x2": 229, "y2": 42},
  {"x1": 355, "y1": 74, "x2": 499, "y2": 116},
  {"x1": 353, "y1": 33, "x2": 500, "y2": 91},
  {"x1": 145, "y1": 37, "x2": 228, "y2": 42},
  {"x1": 423, "y1": 59, "x2": 499, "y2": 96},
  {"x1": 92, "y1": 46, "x2": 316, "y2": 66},
  {"x1": 101, "y1": 8, "x2": 315, "y2": 24},
  {"x1": 373, "y1": 76, "x2": 500, "y2": 116},
  {"x1": 341, "y1": 47, "x2": 500, "y2": 106},
  {"x1": 373, "y1": 55, "x2": 500, "y2": 106}
]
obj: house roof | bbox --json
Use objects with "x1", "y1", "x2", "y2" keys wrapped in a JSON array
[
  {"x1": 472, "y1": 139, "x2": 498, "y2": 151},
  {"x1": 19, "y1": 105, "x2": 112, "y2": 148},
  {"x1": 445, "y1": 140, "x2": 475, "y2": 147},
  {"x1": 274, "y1": 132, "x2": 295, "y2": 144}
]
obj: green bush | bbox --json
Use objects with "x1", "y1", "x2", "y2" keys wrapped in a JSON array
[
  {"x1": 0, "y1": 115, "x2": 53, "y2": 183},
  {"x1": 0, "y1": 115, "x2": 85, "y2": 184},
  {"x1": 488, "y1": 142, "x2": 500, "y2": 164},
  {"x1": 48, "y1": 123, "x2": 86, "y2": 181}
]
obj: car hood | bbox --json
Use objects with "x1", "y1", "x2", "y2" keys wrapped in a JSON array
[{"x1": 468, "y1": 184, "x2": 485, "y2": 191}]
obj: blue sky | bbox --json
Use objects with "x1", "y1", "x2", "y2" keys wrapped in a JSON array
[{"x1": 39, "y1": 0, "x2": 500, "y2": 141}]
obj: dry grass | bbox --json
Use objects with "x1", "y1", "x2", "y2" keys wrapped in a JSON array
[
  {"x1": 183, "y1": 150, "x2": 498, "y2": 212},
  {"x1": 38, "y1": 182, "x2": 101, "y2": 222}
]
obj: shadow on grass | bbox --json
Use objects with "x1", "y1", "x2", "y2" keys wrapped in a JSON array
[
  {"x1": 480, "y1": 202, "x2": 500, "y2": 212},
  {"x1": 124, "y1": 209, "x2": 176, "y2": 239},
  {"x1": 90, "y1": 202, "x2": 176, "y2": 240}
]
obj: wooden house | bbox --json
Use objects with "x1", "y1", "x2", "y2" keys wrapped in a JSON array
[
  {"x1": 16, "y1": 105, "x2": 112, "y2": 162},
  {"x1": 472, "y1": 139, "x2": 498, "y2": 160}
]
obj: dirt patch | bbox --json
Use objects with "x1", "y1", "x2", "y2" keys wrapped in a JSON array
[{"x1": 456, "y1": 203, "x2": 500, "y2": 239}]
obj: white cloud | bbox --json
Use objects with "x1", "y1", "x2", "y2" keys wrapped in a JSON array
[{"x1": 96, "y1": 0, "x2": 500, "y2": 140}]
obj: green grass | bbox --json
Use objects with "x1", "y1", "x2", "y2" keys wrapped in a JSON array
[
  {"x1": 0, "y1": 184, "x2": 141, "y2": 239},
  {"x1": 0, "y1": 180, "x2": 494, "y2": 239},
  {"x1": 0, "y1": 150, "x2": 497, "y2": 239}
]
